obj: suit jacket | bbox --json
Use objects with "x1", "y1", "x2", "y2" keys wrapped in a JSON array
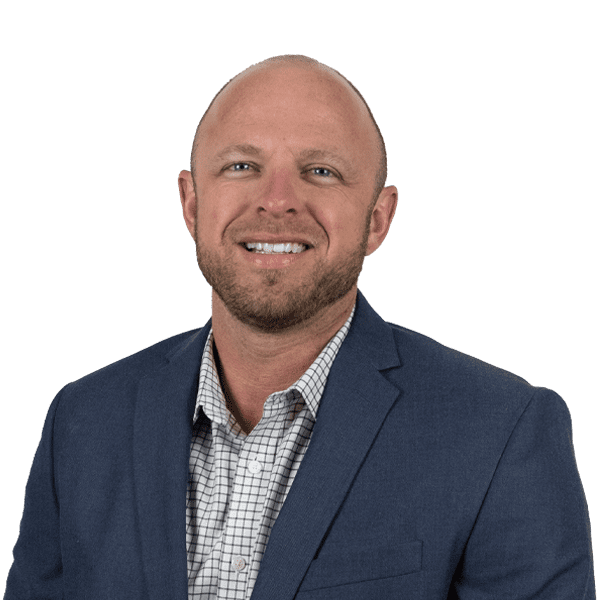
[{"x1": 5, "y1": 291, "x2": 595, "y2": 599}]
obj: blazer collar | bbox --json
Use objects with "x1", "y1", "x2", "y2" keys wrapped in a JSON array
[
  {"x1": 133, "y1": 323, "x2": 211, "y2": 598},
  {"x1": 250, "y1": 290, "x2": 402, "y2": 600},
  {"x1": 132, "y1": 289, "x2": 401, "y2": 600}
]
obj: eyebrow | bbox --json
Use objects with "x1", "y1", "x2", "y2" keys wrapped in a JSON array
[
  {"x1": 297, "y1": 148, "x2": 353, "y2": 173},
  {"x1": 213, "y1": 144, "x2": 263, "y2": 161}
]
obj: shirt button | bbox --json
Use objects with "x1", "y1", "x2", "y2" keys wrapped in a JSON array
[
  {"x1": 248, "y1": 460, "x2": 262, "y2": 474},
  {"x1": 232, "y1": 556, "x2": 246, "y2": 572}
]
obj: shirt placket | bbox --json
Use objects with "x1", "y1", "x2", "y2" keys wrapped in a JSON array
[{"x1": 217, "y1": 398, "x2": 281, "y2": 600}]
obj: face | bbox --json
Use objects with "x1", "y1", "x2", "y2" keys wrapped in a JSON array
[{"x1": 180, "y1": 64, "x2": 396, "y2": 332}]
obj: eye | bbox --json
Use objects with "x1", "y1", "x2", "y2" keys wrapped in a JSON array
[
  {"x1": 311, "y1": 167, "x2": 333, "y2": 177},
  {"x1": 230, "y1": 162, "x2": 252, "y2": 172}
]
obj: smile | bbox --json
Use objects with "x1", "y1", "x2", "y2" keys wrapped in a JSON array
[{"x1": 243, "y1": 242, "x2": 308, "y2": 254}]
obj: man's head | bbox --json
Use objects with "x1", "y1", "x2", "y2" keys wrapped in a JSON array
[
  {"x1": 190, "y1": 55, "x2": 388, "y2": 208},
  {"x1": 179, "y1": 55, "x2": 397, "y2": 332}
]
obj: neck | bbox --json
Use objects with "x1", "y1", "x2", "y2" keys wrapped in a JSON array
[{"x1": 210, "y1": 288, "x2": 356, "y2": 433}]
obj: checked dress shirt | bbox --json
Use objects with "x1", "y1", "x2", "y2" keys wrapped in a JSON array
[{"x1": 186, "y1": 305, "x2": 355, "y2": 599}]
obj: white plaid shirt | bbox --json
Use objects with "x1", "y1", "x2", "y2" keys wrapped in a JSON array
[{"x1": 186, "y1": 305, "x2": 355, "y2": 599}]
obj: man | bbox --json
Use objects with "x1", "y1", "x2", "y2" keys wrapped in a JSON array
[{"x1": 4, "y1": 55, "x2": 595, "y2": 599}]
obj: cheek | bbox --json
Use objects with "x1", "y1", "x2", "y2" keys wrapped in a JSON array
[
  {"x1": 196, "y1": 187, "x2": 248, "y2": 239},
  {"x1": 317, "y1": 204, "x2": 367, "y2": 248}
]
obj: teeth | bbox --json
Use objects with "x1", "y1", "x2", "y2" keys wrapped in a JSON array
[{"x1": 244, "y1": 242, "x2": 307, "y2": 254}]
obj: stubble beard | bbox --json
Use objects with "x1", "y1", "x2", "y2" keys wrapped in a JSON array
[{"x1": 194, "y1": 224, "x2": 370, "y2": 333}]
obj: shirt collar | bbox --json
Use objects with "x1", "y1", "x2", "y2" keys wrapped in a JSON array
[{"x1": 194, "y1": 304, "x2": 356, "y2": 426}]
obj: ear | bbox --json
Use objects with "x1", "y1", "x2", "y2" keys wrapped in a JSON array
[
  {"x1": 365, "y1": 185, "x2": 398, "y2": 256},
  {"x1": 178, "y1": 170, "x2": 197, "y2": 239}
]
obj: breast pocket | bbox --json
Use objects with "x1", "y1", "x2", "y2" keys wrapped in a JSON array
[{"x1": 297, "y1": 538, "x2": 422, "y2": 596}]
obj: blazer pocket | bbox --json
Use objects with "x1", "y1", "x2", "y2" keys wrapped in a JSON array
[{"x1": 299, "y1": 539, "x2": 422, "y2": 592}]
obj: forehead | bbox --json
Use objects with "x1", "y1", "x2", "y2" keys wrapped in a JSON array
[{"x1": 196, "y1": 64, "x2": 378, "y2": 166}]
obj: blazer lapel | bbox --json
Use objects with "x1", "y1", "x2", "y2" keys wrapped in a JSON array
[
  {"x1": 251, "y1": 291, "x2": 402, "y2": 600},
  {"x1": 133, "y1": 324, "x2": 211, "y2": 599}
]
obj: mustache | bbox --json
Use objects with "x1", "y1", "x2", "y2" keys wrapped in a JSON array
[{"x1": 227, "y1": 222, "x2": 322, "y2": 245}]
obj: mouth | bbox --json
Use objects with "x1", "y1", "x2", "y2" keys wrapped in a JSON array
[{"x1": 241, "y1": 242, "x2": 310, "y2": 255}]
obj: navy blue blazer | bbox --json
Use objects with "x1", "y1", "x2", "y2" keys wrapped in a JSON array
[{"x1": 5, "y1": 291, "x2": 595, "y2": 599}]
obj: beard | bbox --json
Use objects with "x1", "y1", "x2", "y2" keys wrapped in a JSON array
[{"x1": 194, "y1": 222, "x2": 370, "y2": 333}]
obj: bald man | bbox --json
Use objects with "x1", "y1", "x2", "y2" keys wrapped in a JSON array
[{"x1": 5, "y1": 56, "x2": 595, "y2": 600}]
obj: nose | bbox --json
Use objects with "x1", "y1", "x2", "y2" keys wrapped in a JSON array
[{"x1": 257, "y1": 168, "x2": 300, "y2": 217}]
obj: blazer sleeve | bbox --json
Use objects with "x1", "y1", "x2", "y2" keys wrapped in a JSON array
[
  {"x1": 4, "y1": 388, "x2": 65, "y2": 600},
  {"x1": 451, "y1": 388, "x2": 596, "y2": 599}
]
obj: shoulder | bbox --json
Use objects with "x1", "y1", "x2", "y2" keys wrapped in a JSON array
[
  {"x1": 384, "y1": 320, "x2": 552, "y2": 427},
  {"x1": 387, "y1": 320, "x2": 528, "y2": 386},
  {"x1": 73, "y1": 327, "x2": 202, "y2": 386},
  {"x1": 378, "y1": 321, "x2": 572, "y2": 470},
  {"x1": 53, "y1": 327, "x2": 205, "y2": 419}
]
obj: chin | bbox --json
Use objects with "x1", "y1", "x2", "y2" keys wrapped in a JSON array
[
  {"x1": 196, "y1": 238, "x2": 365, "y2": 332},
  {"x1": 217, "y1": 287, "x2": 336, "y2": 332}
]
